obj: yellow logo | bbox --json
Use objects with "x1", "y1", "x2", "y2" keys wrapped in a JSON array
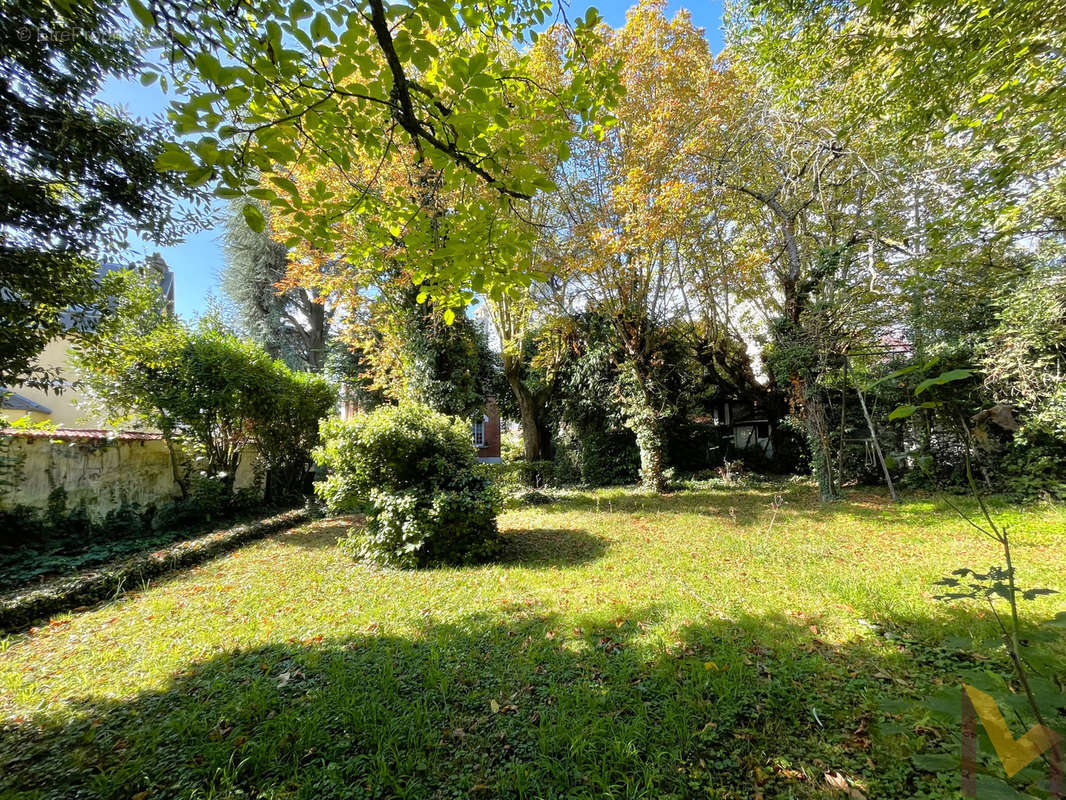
[{"x1": 961, "y1": 683, "x2": 1064, "y2": 797}]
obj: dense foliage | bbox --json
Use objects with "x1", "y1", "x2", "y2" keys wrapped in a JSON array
[
  {"x1": 248, "y1": 370, "x2": 338, "y2": 503},
  {"x1": 74, "y1": 275, "x2": 335, "y2": 506},
  {"x1": 134, "y1": 0, "x2": 618, "y2": 309},
  {"x1": 314, "y1": 403, "x2": 501, "y2": 567},
  {"x1": 0, "y1": 0, "x2": 203, "y2": 388}
]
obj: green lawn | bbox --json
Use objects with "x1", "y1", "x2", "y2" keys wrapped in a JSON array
[{"x1": 1, "y1": 483, "x2": 1064, "y2": 799}]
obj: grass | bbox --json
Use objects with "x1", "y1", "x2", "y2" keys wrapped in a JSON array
[{"x1": 0, "y1": 482, "x2": 1064, "y2": 799}]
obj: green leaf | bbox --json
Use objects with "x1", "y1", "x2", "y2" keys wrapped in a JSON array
[
  {"x1": 139, "y1": 72, "x2": 158, "y2": 87},
  {"x1": 127, "y1": 0, "x2": 155, "y2": 29},
  {"x1": 864, "y1": 363, "x2": 921, "y2": 391},
  {"x1": 183, "y1": 165, "x2": 214, "y2": 187},
  {"x1": 914, "y1": 369, "x2": 974, "y2": 395},
  {"x1": 242, "y1": 203, "x2": 267, "y2": 233},
  {"x1": 910, "y1": 753, "x2": 958, "y2": 773},
  {"x1": 888, "y1": 404, "x2": 918, "y2": 420},
  {"x1": 443, "y1": 308, "x2": 456, "y2": 325},
  {"x1": 310, "y1": 12, "x2": 332, "y2": 41},
  {"x1": 225, "y1": 86, "x2": 251, "y2": 106},
  {"x1": 155, "y1": 147, "x2": 196, "y2": 172},
  {"x1": 269, "y1": 175, "x2": 301, "y2": 199}
]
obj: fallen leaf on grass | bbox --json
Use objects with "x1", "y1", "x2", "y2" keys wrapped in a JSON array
[{"x1": 824, "y1": 771, "x2": 866, "y2": 798}]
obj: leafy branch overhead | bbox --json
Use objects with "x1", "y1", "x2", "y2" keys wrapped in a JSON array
[{"x1": 135, "y1": 0, "x2": 620, "y2": 304}]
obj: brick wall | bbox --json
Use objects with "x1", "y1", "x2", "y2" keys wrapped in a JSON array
[{"x1": 476, "y1": 397, "x2": 501, "y2": 462}]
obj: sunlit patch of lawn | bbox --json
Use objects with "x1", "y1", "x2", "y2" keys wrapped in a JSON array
[{"x1": 1, "y1": 483, "x2": 1063, "y2": 798}]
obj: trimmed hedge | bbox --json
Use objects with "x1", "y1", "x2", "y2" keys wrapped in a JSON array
[{"x1": 0, "y1": 509, "x2": 308, "y2": 632}]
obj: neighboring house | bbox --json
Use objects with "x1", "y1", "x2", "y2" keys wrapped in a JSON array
[
  {"x1": 473, "y1": 397, "x2": 502, "y2": 463},
  {"x1": 0, "y1": 255, "x2": 175, "y2": 429},
  {"x1": 0, "y1": 390, "x2": 52, "y2": 424},
  {"x1": 709, "y1": 399, "x2": 774, "y2": 457}
]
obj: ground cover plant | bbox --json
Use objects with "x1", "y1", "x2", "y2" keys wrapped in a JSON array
[
  {"x1": 0, "y1": 488, "x2": 293, "y2": 593},
  {"x1": 0, "y1": 510, "x2": 308, "y2": 633},
  {"x1": 1, "y1": 483, "x2": 1063, "y2": 799}
]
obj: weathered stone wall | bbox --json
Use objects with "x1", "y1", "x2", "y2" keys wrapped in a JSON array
[{"x1": 1, "y1": 433, "x2": 262, "y2": 519}]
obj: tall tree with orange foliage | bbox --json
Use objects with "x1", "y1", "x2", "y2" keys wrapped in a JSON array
[{"x1": 542, "y1": 0, "x2": 730, "y2": 492}]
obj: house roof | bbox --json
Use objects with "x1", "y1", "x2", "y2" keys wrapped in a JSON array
[
  {"x1": 0, "y1": 390, "x2": 51, "y2": 413},
  {"x1": 0, "y1": 428, "x2": 162, "y2": 441}
]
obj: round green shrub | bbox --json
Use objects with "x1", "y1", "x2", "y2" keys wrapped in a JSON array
[{"x1": 314, "y1": 403, "x2": 501, "y2": 567}]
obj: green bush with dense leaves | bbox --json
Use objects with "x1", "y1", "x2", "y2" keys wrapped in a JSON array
[
  {"x1": 248, "y1": 370, "x2": 337, "y2": 503},
  {"x1": 75, "y1": 294, "x2": 335, "y2": 509},
  {"x1": 479, "y1": 460, "x2": 556, "y2": 491},
  {"x1": 314, "y1": 404, "x2": 501, "y2": 568}
]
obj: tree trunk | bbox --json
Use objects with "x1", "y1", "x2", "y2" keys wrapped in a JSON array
[
  {"x1": 535, "y1": 411, "x2": 554, "y2": 461},
  {"x1": 164, "y1": 437, "x2": 190, "y2": 499},
  {"x1": 802, "y1": 381, "x2": 839, "y2": 501},
  {"x1": 513, "y1": 382, "x2": 542, "y2": 462},
  {"x1": 306, "y1": 298, "x2": 328, "y2": 371},
  {"x1": 503, "y1": 351, "x2": 545, "y2": 463},
  {"x1": 634, "y1": 415, "x2": 667, "y2": 493},
  {"x1": 626, "y1": 379, "x2": 667, "y2": 493}
]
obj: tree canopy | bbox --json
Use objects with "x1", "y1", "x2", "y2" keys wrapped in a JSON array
[{"x1": 0, "y1": 0, "x2": 205, "y2": 388}]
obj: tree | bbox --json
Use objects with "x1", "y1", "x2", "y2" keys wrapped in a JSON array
[
  {"x1": 133, "y1": 0, "x2": 618, "y2": 308},
  {"x1": 77, "y1": 315, "x2": 271, "y2": 495},
  {"x1": 221, "y1": 203, "x2": 333, "y2": 371},
  {"x1": 982, "y1": 268, "x2": 1066, "y2": 438},
  {"x1": 486, "y1": 289, "x2": 564, "y2": 463},
  {"x1": 255, "y1": 144, "x2": 499, "y2": 420},
  {"x1": 737, "y1": 0, "x2": 1066, "y2": 205},
  {"x1": 542, "y1": 1, "x2": 725, "y2": 492},
  {"x1": 74, "y1": 286, "x2": 333, "y2": 502},
  {"x1": 686, "y1": 54, "x2": 907, "y2": 499},
  {"x1": 0, "y1": 0, "x2": 204, "y2": 388},
  {"x1": 723, "y1": 0, "x2": 1066, "y2": 497}
]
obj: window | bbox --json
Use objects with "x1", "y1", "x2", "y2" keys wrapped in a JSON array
[
  {"x1": 756, "y1": 421, "x2": 770, "y2": 440},
  {"x1": 472, "y1": 418, "x2": 486, "y2": 448}
]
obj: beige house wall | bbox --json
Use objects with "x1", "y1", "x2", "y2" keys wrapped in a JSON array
[
  {"x1": 1, "y1": 338, "x2": 110, "y2": 429},
  {"x1": 1, "y1": 435, "x2": 262, "y2": 520}
]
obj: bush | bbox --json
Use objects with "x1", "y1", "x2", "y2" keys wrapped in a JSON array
[
  {"x1": 999, "y1": 430, "x2": 1066, "y2": 501},
  {"x1": 153, "y1": 475, "x2": 233, "y2": 531},
  {"x1": 314, "y1": 403, "x2": 501, "y2": 567},
  {"x1": 555, "y1": 426, "x2": 640, "y2": 487},
  {"x1": 248, "y1": 369, "x2": 336, "y2": 503},
  {"x1": 77, "y1": 307, "x2": 334, "y2": 507},
  {"x1": 479, "y1": 460, "x2": 556, "y2": 490}
]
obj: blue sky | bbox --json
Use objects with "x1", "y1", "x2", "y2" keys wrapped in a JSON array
[{"x1": 100, "y1": 0, "x2": 725, "y2": 318}]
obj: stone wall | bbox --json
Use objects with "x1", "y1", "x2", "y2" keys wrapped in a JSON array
[{"x1": 1, "y1": 430, "x2": 261, "y2": 519}]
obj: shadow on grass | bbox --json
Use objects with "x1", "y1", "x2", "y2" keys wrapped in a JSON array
[
  {"x1": 271, "y1": 517, "x2": 359, "y2": 551},
  {"x1": 497, "y1": 527, "x2": 608, "y2": 568},
  {"x1": 2, "y1": 604, "x2": 1037, "y2": 800},
  {"x1": 548, "y1": 484, "x2": 1045, "y2": 532}
]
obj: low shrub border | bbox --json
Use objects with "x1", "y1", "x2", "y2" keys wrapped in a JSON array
[{"x1": 0, "y1": 509, "x2": 308, "y2": 633}]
